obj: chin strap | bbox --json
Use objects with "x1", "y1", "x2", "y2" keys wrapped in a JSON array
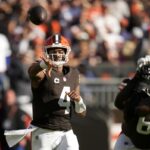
[{"x1": 52, "y1": 61, "x2": 66, "y2": 67}]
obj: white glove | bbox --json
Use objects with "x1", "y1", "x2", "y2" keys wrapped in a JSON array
[{"x1": 137, "y1": 55, "x2": 150, "y2": 70}]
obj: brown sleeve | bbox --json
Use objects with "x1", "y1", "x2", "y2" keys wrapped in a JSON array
[{"x1": 28, "y1": 61, "x2": 45, "y2": 88}]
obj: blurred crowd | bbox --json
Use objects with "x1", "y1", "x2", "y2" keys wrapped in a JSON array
[{"x1": 1, "y1": 0, "x2": 150, "y2": 149}]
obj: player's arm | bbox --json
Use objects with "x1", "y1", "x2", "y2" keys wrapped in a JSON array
[
  {"x1": 28, "y1": 61, "x2": 45, "y2": 88},
  {"x1": 114, "y1": 74, "x2": 140, "y2": 110},
  {"x1": 28, "y1": 57, "x2": 52, "y2": 88},
  {"x1": 66, "y1": 86, "x2": 86, "y2": 117},
  {"x1": 115, "y1": 55, "x2": 150, "y2": 110}
]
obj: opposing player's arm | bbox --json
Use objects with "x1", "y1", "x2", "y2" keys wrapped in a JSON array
[
  {"x1": 115, "y1": 55, "x2": 150, "y2": 110},
  {"x1": 114, "y1": 74, "x2": 140, "y2": 110}
]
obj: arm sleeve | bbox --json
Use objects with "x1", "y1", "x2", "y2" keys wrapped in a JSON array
[{"x1": 114, "y1": 73, "x2": 140, "y2": 110}]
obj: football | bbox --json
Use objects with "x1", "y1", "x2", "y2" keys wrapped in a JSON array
[{"x1": 27, "y1": 5, "x2": 47, "y2": 25}]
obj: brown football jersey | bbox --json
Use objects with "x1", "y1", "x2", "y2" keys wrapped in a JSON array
[{"x1": 31, "y1": 66, "x2": 79, "y2": 131}]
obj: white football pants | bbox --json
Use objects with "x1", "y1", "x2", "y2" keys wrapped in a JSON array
[
  {"x1": 114, "y1": 133, "x2": 142, "y2": 150},
  {"x1": 31, "y1": 128, "x2": 79, "y2": 150}
]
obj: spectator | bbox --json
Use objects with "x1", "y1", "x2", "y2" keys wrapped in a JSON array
[
  {"x1": 7, "y1": 51, "x2": 34, "y2": 117},
  {"x1": 2, "y1": 89, "x2": 31, "y2": 150}
]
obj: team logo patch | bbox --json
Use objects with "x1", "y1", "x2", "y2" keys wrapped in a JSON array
[{"x1": 54, "y1": 78, "x2": 60, "y2": 84}]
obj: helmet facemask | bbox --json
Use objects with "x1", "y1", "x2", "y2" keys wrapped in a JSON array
[
  {"x1": 44, "y1": 34, "x2": 71, "y2": 67},
  {"x1": 45, "y1": 47, "x2": 69, "y2": 67},
  {"x1": 140, "y1": 64, "x2": 150, "y2": 81}
]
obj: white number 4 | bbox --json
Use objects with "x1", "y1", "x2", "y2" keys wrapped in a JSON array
[{"x1": 58, "y1": 86, "x2": 71, "y2": 114}]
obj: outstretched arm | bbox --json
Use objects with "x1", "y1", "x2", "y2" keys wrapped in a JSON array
[
  {"x1": 28, "y1": 57, "x2": 52, "y2": 88},
  {"x1": 115, "y1": 55, "x2": 150, "y2": 110},
  {"x1": 115, "y1": 75, "x2": 139, "y2": 110}
]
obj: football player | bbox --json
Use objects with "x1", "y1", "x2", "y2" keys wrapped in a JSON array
[
  {"x1": 28, "y1": 33, "x2": 86, "y2": 150},
  {"x1": 114, "y1": 55, "x2": 150, "y2": 150}
]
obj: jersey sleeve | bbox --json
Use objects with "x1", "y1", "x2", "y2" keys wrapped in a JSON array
[{"x1": 114, "y1": 74, "x2": 140, "y2": 110}]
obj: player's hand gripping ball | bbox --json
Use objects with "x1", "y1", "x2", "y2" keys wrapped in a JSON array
[{"x1": 28, "y1": 5, "x2": 47, "y2": 25}]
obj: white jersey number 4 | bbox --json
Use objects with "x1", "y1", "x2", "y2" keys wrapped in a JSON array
[{"x1": 58, "y1": 86, "x2": 71, "y2": 114}]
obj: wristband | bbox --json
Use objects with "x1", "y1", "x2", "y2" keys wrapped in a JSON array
[
  {"x1": 75, "y1": 97, "x2": 86, "y2": 113},
  {"x1": 39, "y1": 60, "x2": 48, "y2": 69}
]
